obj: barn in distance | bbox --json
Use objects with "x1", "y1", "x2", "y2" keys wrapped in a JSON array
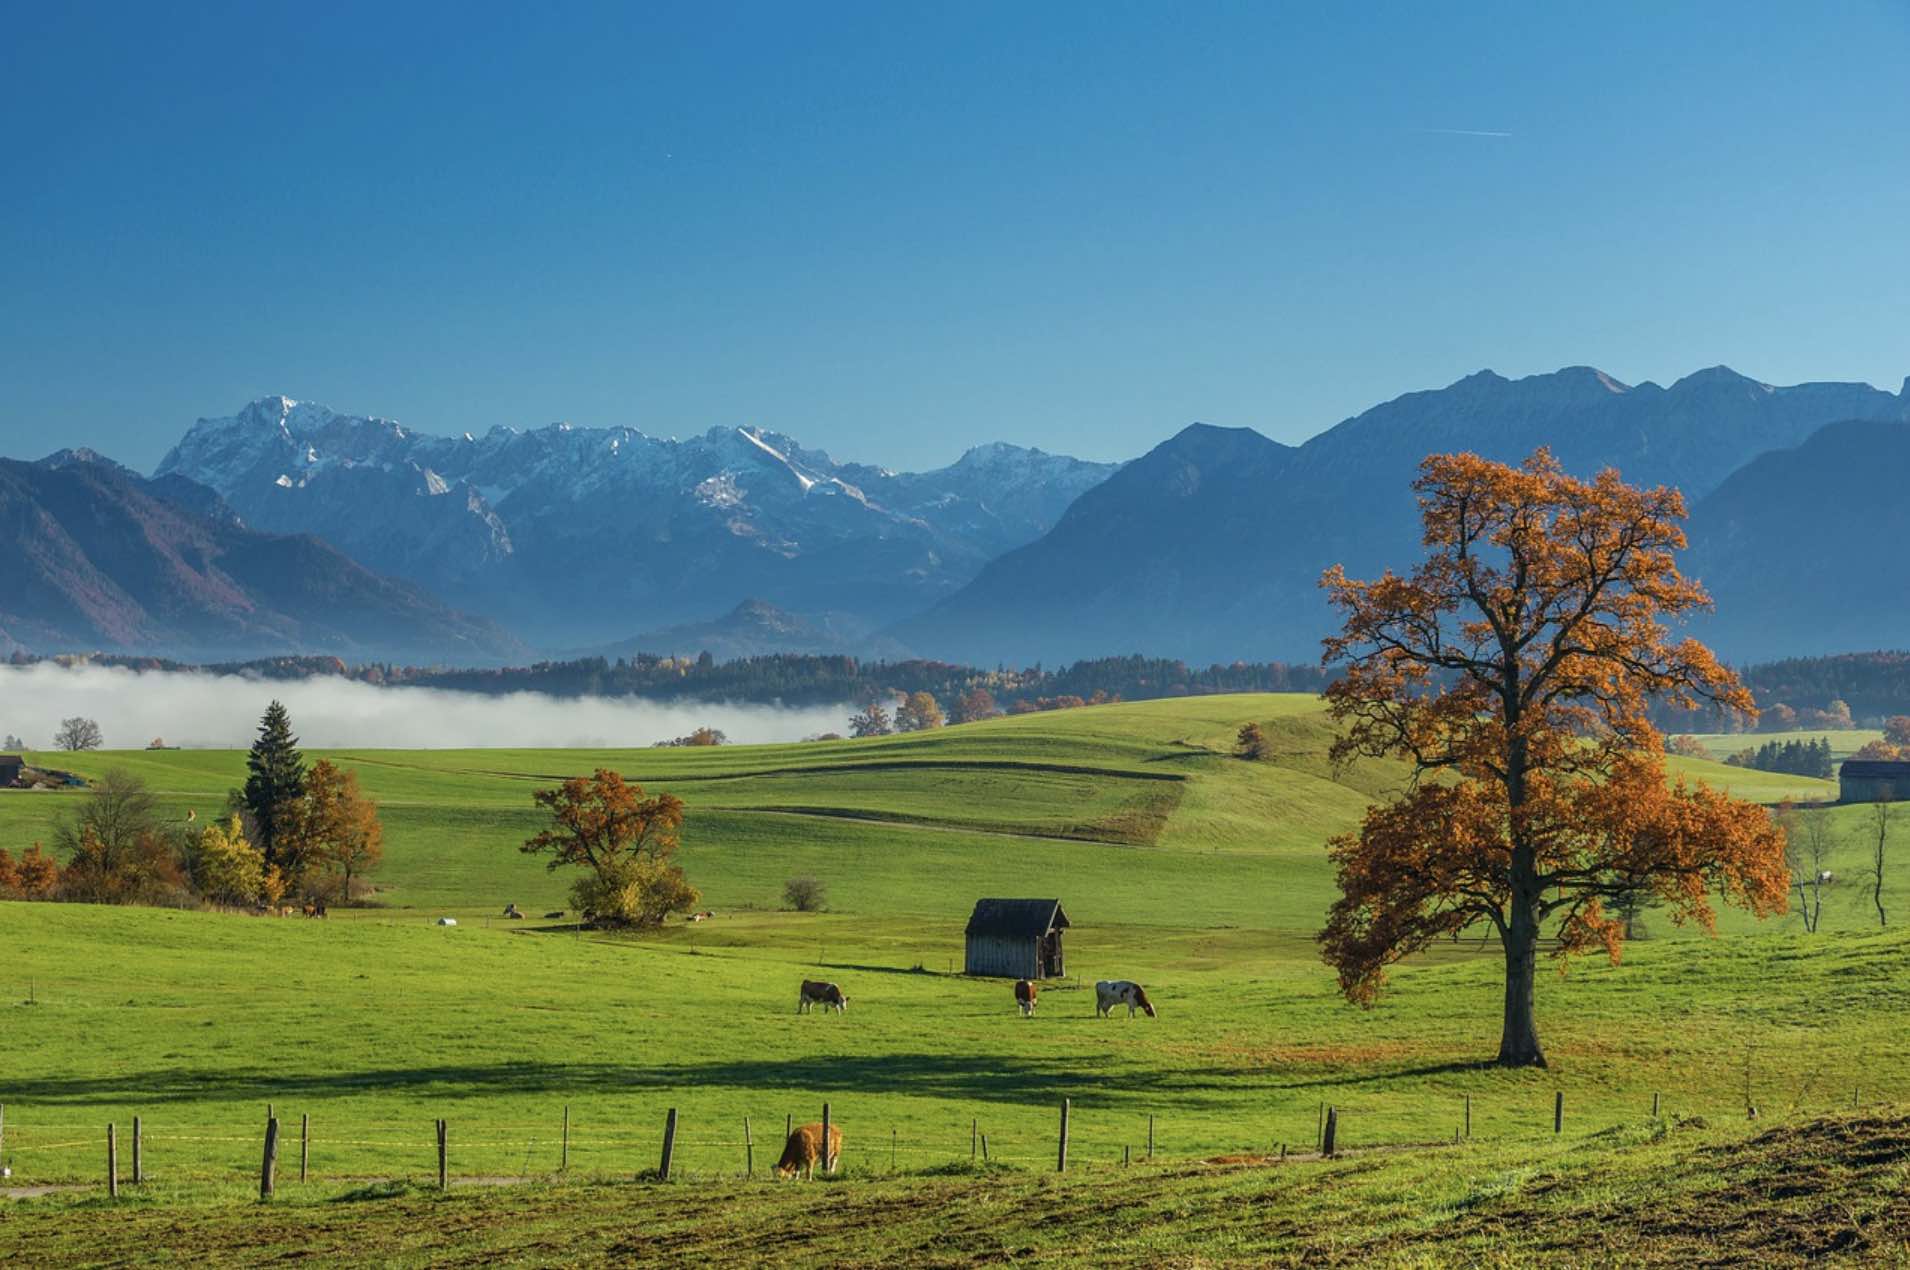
[
  {"x1": 964, "y1": 898, "x2": 1069, "y2": 979},
  {"x1": 1840, "y1": 759, "x2": 1910, "y2": 804}
]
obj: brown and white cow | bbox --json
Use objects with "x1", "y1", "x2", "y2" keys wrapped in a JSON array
[
  {"x1": 798, "y1": 979, "x2": 848, "y2": 1014},
  {"x1": 776, "y1": 1122, "x2": 842, "y2": 1178},
  {"x1": 1015, "y1": 979, "x2": 1038, "y2": 1017},
  {"x1": 1094, "y1": 979, "x2": 1157, "y2": 1018}
]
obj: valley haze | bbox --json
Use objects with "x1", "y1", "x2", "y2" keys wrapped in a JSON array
[{"x1": 0, "y1": 662, "x2": 846, "y2": 750}]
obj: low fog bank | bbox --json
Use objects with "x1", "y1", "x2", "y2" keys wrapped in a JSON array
[{"x1": 0, "y1": 664, "x2": 849, "y2": 750}]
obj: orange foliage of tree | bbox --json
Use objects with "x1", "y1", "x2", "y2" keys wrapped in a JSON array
[
  {"x1": 301, "y1": 759, "x2": 384, "y2": 900},
  {"x1": 521, "y1": 769, "x2": 695, "y2": 928},
  {"x1": 1319, "y1": 449, "x2": 1790, "y2": 1067}
]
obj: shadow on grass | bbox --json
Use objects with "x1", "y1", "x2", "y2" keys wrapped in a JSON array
[{"x1": 0, "y1": 1051, "x2": 1312, "y2": 1108}]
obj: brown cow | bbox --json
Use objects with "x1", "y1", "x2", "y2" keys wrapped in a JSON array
[
  {"x1": 1015, "y1": 979, "x2": 1038, "y2": 1017},
  {"x1": 775, "y1": 1122, "x2": 842, "y2": 1178},
  {"x1": 797, "y1": 980, "x2": 847, "y2": 1014}
]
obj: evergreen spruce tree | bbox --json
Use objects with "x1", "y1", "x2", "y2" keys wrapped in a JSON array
[{"x1": 244, "y1": 700, "x2": 306, "y2": 872}]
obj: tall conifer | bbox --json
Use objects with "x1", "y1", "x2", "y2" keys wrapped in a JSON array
[{"x1": 244, "y1": 700, "x2": 306, "y2": 870}]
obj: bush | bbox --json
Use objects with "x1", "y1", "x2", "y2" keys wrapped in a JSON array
[
  {"x1": 571, "y1": 853, "x2": 699, "y2": 929},
  {"x1": 784, "y1": 876, "x2": 828, "y2": 912}
]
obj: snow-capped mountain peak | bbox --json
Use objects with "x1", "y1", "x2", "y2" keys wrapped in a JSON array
[{"x1": 153, "y1": 397, "x2": 1119, "y2": 647}]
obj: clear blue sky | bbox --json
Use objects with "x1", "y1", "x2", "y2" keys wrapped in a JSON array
[{"x1": 3, "y1": 1, "x2": 1906, "y2": 472}]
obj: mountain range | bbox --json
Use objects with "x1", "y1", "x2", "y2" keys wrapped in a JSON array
[
  {"x1": 0, "y1": 451, "x2": 518, "y2": 662},
  {"x1": 6, "y1": 364, "x2": 1906, "y2": 667},
  {"x1": 156, "y1": 397, "x2": 1116, "y2": 646},
  {"x1": 893, "y1": 366, "x2": 1910, "y2": 665}
]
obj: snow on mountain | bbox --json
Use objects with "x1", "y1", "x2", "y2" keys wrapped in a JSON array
[{"x1": 155, "y1": 400, "x2": 1118, "y2": 646}]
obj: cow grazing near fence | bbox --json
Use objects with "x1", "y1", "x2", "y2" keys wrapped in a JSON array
[
  {"x1": 798, "y1": 980, "x2": 847, "y2": 1014},
  {"x1": 776, "y1": 1122, "x2": 842, "y2": 1178},
  {"x1": 1095, "y1": 979, "x2": 1157, "y2": 1018},
  {"x1": 1015, "y1": 979, "x2": 1038, "y2": 1016}
]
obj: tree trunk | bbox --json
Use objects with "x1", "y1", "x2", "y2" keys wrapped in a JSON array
[{"x1": 1497, "y1": 892, "x2": 1546, "y2": 1067}]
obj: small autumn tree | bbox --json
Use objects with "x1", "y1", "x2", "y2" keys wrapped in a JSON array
[
  {"x1": 1237, "y1": 722, "x2": 1270, "y2": 760},
  {"x1": 297, "y1": 759, "x2": 384, "y2": 902},
  {"x1": 896, "y1": 692, "x2": 946, "y2": 732},
  {"x1": 190, "y1": 814, "x2": 267, "y2": 909},
  {"x1": 849, "y1": 701, "x2": 894, "y2": 738},
  {"x1": 521, "y1": 769, "x2": 696, "y2": 928},
  {"x1": 1885, "y1": 716, "x2": 1910, "y2": 749},
  {"x1": 951, "y1": 687, "x2": 999, "y2": 725},
  {"x1": 1319, "y1": 449, "x2": 1789, "y2": 1067},
  {"x1": 14, "y1": 844, "x2": 60, "y2": 899}
]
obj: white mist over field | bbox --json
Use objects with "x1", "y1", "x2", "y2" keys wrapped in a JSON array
[{"x1": 0, "y1": 663, "x2": 848, "y2": 750}]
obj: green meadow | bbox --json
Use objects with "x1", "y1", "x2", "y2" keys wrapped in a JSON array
[{"x1": 4, "y1": 693, "x2": 1909, "y2": 1264}]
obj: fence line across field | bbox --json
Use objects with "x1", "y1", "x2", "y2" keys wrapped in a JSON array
[{"x1": 0, "y1": 1087, "x2": 1887, "y2": 1194}]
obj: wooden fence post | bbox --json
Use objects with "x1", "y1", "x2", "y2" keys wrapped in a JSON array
[
  {"x1": 1148, "y1": 1114, "x2": 1155, "y2": 1161},
  {"x1": 659, "y1": 1108, "x2": 678, "y2": 1181},
  {"x1": 1057, "y1": 1098, "x2": 1070, "y2": 1173},
  {"x1": 744, "y1": 1116, "x2": 754, "y2": 1177},
  {"x1": 1464, "y1": 1094, "x2": 1471, "y2": 1139},
  {"x1": 300, "y1": 1113, "x2": 309, "y2": 1182},
  {"x1": 437, "y1": 1119, "x2": 448, "y2": 1191},
  {"x1": 1652, "y1": 1091, "x2": 1661, "y2": 1119},
  {"x1": 107, "y1": 1123, "x2": 118, "y2": 1199},
  {"x1": 1553, "y1": 1092, "x2": 1563, "y2": 1135},
  {"x1": 1322, "y1": 1107, "x2": 1338, "y2": 1158},
  {"x1": 821, "y1": 1102, "x2": 833, "y2": 1175},
  {"x1": 259, "y1": 1117, "x2": 278, "y2": 1200},
  {"x1": 981, "y1": 1134, "x2": 989, "y2": 1163},
  {"x1": 971, "y1": 1118, "x2": 978, "y2": 1160},
  {"x1": 132, "y1": 1115, "x2": 142, "y2": 1184},
  {"x1": 1124, "y1": 1145, "x2": 1131, "y2": 1166},
  {"x1": 562, "y1": 1106, "x2": 569, "y2": 1172},
  {"x1": 891, "y1": 1127, "x2": 896, "y2": 1171},
  {"x1": 1, "y1": 1103, "x2": 6, "y2": 1167}
]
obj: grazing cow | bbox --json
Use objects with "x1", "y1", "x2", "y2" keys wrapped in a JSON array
[
  {"x1": 797, "y1": 980, "x2": 848, "y2": 1014},
  {"x1": 544, "y1": 910, "x2": 566, "y2": 920},
  {"x1": 1015, "y1": 979, "x2": 1038, "y2": 1017},
  {"x1": 503, "y1": 903, "x2": 524, "y2": 919},
  {"x1": 775, "y1": 1122, "x2": 842, "y2": 1179},
  {"x1": 1095, "y1": 979, "x2": 1157, "y2": 1018}
]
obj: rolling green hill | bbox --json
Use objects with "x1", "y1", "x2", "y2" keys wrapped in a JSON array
[{"x1": 4, "y1": 693, "x2": 1905, "y2": 1264}]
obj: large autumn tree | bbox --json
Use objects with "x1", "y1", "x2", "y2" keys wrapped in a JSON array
[
  {"x1": 1318, "y1": 449, "x2": 1789, "y2": 1067},
  {"x1": 521, "y1": 769, "x2": 696, "y2": 928}
]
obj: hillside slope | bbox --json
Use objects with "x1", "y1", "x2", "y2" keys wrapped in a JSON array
[
  {"x1": 0, "y1": 451, "x2": 519, "y2": 662},
  {"x1": 1684, "y1": 418, "x2": 1910, "y2": 660}
]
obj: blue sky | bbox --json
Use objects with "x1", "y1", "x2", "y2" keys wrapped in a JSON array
[{"x1": 3, "y1": 1, "x2": 1906, "y2": 472}]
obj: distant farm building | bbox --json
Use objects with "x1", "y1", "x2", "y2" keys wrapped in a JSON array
[
  {"x1": 0, "y1": 755, "x2": 22, "y2": 787},
  {"x1": 964, "y1": 898, "x2": 1069, "y2": 979},
  {"x1": 1840, "y1": 760, "x2": 1910, "y2": 804}
]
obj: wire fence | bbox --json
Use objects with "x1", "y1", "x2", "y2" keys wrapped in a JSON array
[{"x1": 2, "y1": 1079, "x2": 1897, "y2": 1197}]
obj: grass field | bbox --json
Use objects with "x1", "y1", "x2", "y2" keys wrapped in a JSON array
[{"x1": 5, "y1": 693, "x2": 1908, "y2": 1264}]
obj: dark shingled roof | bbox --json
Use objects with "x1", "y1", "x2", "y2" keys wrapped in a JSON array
[
  {"x1": 1842, "y1": 761, "x2": 1910, "y2": 779},
  {"x1": 965, "y1": 898, "x2": 1070, "y2": 938}
]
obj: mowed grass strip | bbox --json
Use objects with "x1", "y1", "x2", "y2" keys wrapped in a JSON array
[{"x1": 5, "y1": 1111, "x2": 1909, "y2": 1266}]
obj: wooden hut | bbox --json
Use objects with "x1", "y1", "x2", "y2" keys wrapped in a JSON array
[
  {"x1": 964, "y1": 898, "x2": 1069, "y2": 979},
  {"x1": 1840, "y1": 759, "x2": 1910, "y2": 804}
]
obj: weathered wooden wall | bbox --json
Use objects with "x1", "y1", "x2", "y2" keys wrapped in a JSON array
[
  {"x1": 965, "y1": 934, "x2": 1038, "y2": 978},
  {"x1": 1841, "y1": 775, "x2": 1907, "y2": 804}
]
